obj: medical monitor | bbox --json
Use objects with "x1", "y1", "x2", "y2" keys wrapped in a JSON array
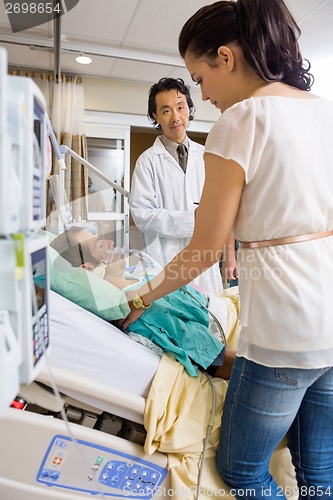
[
  {"x1": 19, "y1": 234, "x2": 50, "y2": 384},
  {"x1": 0, "y1": 48, "x2": 6, "y2": 171},
  {"x1": 0, "y1": 48, "x2": 21, "y2": 235},
  {"x1": 7, "y1": 75, "x2": 47, "y2": 231},
  {"x1": 0, "y1": 237, "x2": 21, "y2": 416},
  {"x1": 0, "y1": 233, "x2": 50, "y2": 405}
]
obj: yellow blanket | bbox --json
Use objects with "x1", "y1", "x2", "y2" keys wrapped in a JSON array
[
  {"x1": 216, "y1": 287, "x2": 241, "y2": 351},
  {"x1": 144, "y1": 289, "x2": 297, "y2": 499},
  {"x1": 144, "y1": 353, "x2": 230, "y2": 498}
]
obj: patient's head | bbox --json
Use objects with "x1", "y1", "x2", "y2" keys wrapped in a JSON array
[
  {"x1": 51, "y1": 227, "x2": 126, "y2": 278},
  {"x1": 51, "y1": 227, "x2": 111, "y2": 265}
]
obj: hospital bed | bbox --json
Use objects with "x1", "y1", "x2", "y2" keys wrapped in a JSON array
[
  {"x1": 0, "y1": 290, "x2": 171, "y2": 500},
  {"x1": 0, "y1": 64, "x2": 297, "y2": 497},
  {"x1": 0, "y1": 287, "x2": 298, "y2": 499}
]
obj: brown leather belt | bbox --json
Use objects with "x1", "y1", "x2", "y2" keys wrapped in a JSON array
[{"x1": 239, "y1": 229, "x2": 333, "y2": 249}]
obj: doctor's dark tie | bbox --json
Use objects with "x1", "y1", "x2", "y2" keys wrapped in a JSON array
[{"x1": 177, "y1": 144, "x2": 188, "y2": 173}]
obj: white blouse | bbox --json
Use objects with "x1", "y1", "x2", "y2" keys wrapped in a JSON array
[{"x1": 205, "y1": 96, "x2": 333, "y2": 368}]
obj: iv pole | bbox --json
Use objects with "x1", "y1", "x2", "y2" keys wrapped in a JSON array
[
  {"x1": 46, "y1": 116, "x2": 130, "y2": 243},
  {"x1": 59, "y1": 145, "x2": 130, "y2": 198}
]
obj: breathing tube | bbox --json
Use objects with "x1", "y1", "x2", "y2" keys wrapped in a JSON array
[{"x1": 92, "y1": 248, "x2": 163, "y2": 280}]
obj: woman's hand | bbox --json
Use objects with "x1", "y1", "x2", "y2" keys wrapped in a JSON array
[
  {"x1": 117, "y1": 289, "x2": 145, "y2": 331},
  {"x1": 117, "y1": 305, "x2": 144, "y2": 331}
]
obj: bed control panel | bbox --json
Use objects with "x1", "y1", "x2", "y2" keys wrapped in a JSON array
[{"x1": 36, "y1": 435, "x2": 168, "y2": 498}]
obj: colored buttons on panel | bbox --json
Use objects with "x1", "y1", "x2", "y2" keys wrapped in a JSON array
[
  {"x1": 38, "y1": 438, "x2": 68, "y2": 483},
  {"x1": 40, "y1": 469, "x2": 61, "y2": 480},
  {"x1": 37, "y1": 435, "x2": 168, "y2": 498},
  {"x1": 33, "y1": 308, "x2": 49, "y2": 365},
  {"x1": 99, "y1": 460, "x2": 162, "y2": 496}
]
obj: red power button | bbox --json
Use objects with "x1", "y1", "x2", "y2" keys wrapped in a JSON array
[{"x1": 11, "y1": 397, "x2": 26, "y2": 410}]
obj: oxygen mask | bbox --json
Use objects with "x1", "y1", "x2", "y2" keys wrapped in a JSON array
[
  {"x1": 92, "y1": 247, "x2": 124, "y2": 279},
  {"x1": 104, "y1": 247, "x2": 123, "y2": 264},
  {"x1": 92, "y1": 248, "x2": 162, "y2": 280}
]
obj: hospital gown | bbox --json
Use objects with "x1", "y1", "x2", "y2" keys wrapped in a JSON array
[{"x1": 124, "y1": 270, "x2": 224, "y2": 377}]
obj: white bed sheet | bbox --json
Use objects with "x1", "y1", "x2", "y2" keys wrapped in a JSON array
[{"x1": 48, "y1": 290, "x2": 161, "y2": 399}]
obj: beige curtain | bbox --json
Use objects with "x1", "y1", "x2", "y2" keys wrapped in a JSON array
[
  {"x1": 51, "y1": 74, "x2": 87, "y2": 221},
  {"x1": 54, "y1": 130, "x2": 88, "y2": 221},
  {"x1": 9, "y1": 69, "x2": 88, "y2": 222},
  {"x1": 10, "y1": 69, "x2": 53, "y2": 110}
]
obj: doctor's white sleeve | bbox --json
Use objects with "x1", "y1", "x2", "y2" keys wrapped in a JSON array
[{"x1": 130, "y1": 161, "x2": 195, "y2": 238}]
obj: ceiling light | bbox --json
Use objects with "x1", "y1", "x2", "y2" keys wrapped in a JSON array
[{"x1": 75, "y1": 52, "x2": 92, "y2": 65}]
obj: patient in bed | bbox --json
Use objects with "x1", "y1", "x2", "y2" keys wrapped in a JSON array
[{"x1": 50, "y1": 227, "x2": 235, "y2": 379}]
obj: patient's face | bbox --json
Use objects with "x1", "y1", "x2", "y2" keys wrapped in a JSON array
[{"x1": 74, "y1": 231, "x2": 116, "y2": 264}]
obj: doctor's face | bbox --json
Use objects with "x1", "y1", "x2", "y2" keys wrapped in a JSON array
[{"x1": 153, "y1": 89, "x2": 190, "y2": 144}]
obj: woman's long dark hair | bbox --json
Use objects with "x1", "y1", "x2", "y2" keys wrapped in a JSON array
[{"x1": 179, "y1": 0, "x2": 313, "y2": 91}]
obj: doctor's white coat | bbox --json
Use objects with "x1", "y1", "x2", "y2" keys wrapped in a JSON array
[{"x1": 130, "y1": 136, "x2": 223, "y2": 294}]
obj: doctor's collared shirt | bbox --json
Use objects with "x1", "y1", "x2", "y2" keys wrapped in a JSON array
[{"x1": 160, "y1": 134, "x2": 189, "y2": 172}]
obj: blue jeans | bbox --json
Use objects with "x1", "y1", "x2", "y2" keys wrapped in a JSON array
[{"x1": 217, "y1": 357, "x2": 333, "y2": 499}]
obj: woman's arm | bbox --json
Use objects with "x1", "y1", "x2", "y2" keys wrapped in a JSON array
[
  {"x1": 119, "y1": 154, "x2": 245, "y2": 330},
  {"x1": 224, "y1": 233, "x2": 238, "y2": 281}
]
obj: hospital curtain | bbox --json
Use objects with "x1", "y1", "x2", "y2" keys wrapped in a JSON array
[
  {"x1": 10, "y1": 68, "x2": 54, "y2": 115},
  {"x1": 51, "y1": 74, "x2": 88, "y2": 222},
  {"x1": 9, "y1": 69, "x2": 88, "y2": 222}
]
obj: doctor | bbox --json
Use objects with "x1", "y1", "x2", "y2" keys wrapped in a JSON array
[{"x1": 130, "y1": 77, "x2": 223, "y2": 294}]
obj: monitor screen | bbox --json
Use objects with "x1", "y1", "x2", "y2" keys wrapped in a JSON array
[
  {"x1": 6, "y1": 75, "x2": 47, "y2": 231},
  {"x1": 31, "y1": 245, "x2": 49, "y2": 367},
  {"x1": 33, "y1": 99, "x2": 45, "y2": 222}
]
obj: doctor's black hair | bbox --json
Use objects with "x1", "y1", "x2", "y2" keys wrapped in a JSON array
[
  {"x1": 178, "y1": 0, "x2": 313, "y2": 91},
  {"x1": 147, "y1": 77, "x2": 195, "y2": 128}
]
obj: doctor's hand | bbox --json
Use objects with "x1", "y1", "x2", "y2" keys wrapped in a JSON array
[{"x1": 225, "y1": 257, "x2": 238, "y2": 281}]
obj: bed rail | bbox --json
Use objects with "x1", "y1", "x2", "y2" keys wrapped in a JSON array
[{"x1": 36, "y1": 365, "x2": 146, "y2": 424}]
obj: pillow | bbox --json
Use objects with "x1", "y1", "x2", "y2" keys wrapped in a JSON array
[{"x1": 45, "y1": 231, "x2": 130, "y2": 321}]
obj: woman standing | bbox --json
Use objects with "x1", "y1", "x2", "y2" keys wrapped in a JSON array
[{"x1": 120, "y1": 1, "x2": 333, "y2": 496}]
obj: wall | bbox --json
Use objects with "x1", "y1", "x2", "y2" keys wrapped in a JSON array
[
  {"x1": 83, "y1": 76, "x2": 220, "y2": 124},
  {"x1": 84, "y1": 75, "x2": 218, "y2": 177}
]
